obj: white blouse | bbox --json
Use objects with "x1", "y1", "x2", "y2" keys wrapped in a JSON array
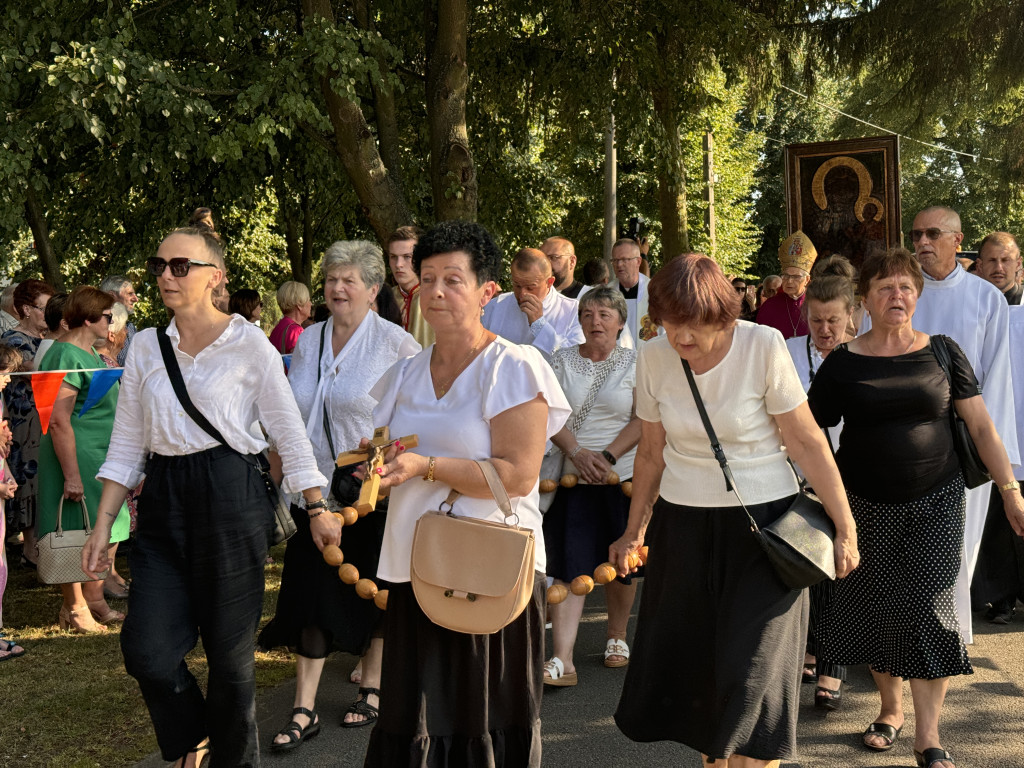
[
  {"x1": 637, "y1": 321, "x2": 806, "y2": 508},
  {"x1": 370, "y1": 337, "x2": 571, "y2": 583},
  {"x1": 549, "y1": 345, "x2": 637, "y2": 479},
  {"x1": 99, "y1": 315, "x2": 327, "y2": 494},
  {"x1": 288, "y1": 312, "x2": 420, "y2": 499},
  {"x1": 785, "y1": 334, "x2": 843, "y2": 452}
]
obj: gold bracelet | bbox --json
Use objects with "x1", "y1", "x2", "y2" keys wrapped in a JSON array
[
  {"x1": 424, "y1": 456, "x2": 437, "y2": 482},
  {"x1": 999, "y1": 480, "x2": 1021, "y2": 493}
]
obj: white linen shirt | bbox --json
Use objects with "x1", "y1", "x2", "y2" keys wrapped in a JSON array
[
  {"x1": 482, "y1": 289, "x2": 585, "y2": 358},
  {"x1": 98, "y1": 316, "x2": 327, "y2": 494},
  {"x1": 370, "y1": 337, "x2": 571, "y2": 583},
  {"x1": 288, "y1": 311, "x2": 420, "y2": 499}
]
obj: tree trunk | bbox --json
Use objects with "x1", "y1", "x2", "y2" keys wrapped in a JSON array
[
  {"x1": 653, "y1": 89, "x2": 689, "y2": 259},
  {"x1": 24, "y1": 183, "x2": 64, "y2": 291},
  {"x1": 603, "y1": 106, "x2": 617, "y2": 261},
  {"x1": 301, "y1": 0, "x2": 413, "y2": 243},
  {"x1": 425, "y1": 0, "x2": 477, "y2": 221},
  {"x1": 354, "y1": 0, "x2": 405, "y2": 190}
]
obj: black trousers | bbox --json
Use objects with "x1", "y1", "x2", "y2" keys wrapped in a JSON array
[{"x1": 120, "y1": 446, "x2": 272, "y2": 767}]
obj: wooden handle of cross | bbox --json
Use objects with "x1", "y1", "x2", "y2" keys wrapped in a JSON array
[{"x1": 334, "y1": 426, "x2": 420, "y2": 515}]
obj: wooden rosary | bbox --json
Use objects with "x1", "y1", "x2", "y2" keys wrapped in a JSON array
[{"x1": 321, "y1": 427, "x2": 643, "y2": 611}]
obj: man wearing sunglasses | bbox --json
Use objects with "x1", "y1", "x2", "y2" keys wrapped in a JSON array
[{"x1": 871, "y1": 206, "x2": 1020, "y2": 644}]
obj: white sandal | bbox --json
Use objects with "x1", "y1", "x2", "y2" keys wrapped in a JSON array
[
  {"x1": 604, "y1": 638, "x2": 630, "y2": 668},
  {"x1": 543, "y1": 656, "x2": 578, "y2": 686}
]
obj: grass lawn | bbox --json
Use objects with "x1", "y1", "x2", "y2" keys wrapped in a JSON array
[{"x1": 0, "y1": 542, "x2": 296, "y2": 768}]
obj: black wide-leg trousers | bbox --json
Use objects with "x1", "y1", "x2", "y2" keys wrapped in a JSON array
[{"x1": 121, "y1": 446, "x2": 272, "y2": 767}]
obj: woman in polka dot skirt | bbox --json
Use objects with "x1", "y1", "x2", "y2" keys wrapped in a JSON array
[{"x1": 807, "y1": 248, "x2": 1024, "y2": 768}]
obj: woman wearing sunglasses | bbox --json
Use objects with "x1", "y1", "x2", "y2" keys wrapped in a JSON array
[
  {"x1": 81, "y1": 227, "x2": 334, "y2": 768},
  {"x1": 36, "y1": 286, "x2": 130, "y2": 633}
]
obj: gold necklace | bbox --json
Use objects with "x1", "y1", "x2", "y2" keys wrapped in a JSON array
[
  {"x1": 433, "y1": 328, "x2": 486, "y2": 396},
  {"x1": 866, "y1": 330, "x2": 916, "y2": 357}
]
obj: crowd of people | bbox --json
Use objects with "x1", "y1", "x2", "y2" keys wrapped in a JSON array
[{"x1": 0, "y1": 204, "x2": 1022, "y2": 768}]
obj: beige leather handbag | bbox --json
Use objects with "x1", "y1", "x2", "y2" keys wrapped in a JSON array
[{"x1": 410, "y1": 460, "x2": 535, "y2": 634}]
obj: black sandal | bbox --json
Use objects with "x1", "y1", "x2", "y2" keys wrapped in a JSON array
[
  {"x1": 270, "y1": 706, "x2": 321, "y2": 752},
  {"x1": 341, "y1": 687, "x2": 379, "y2": 728},
  {"x1": 814, "y1": 684, "x2": 842, "y2": 711},
  {"x1": 862, "y1": 721, "x2": 903, "y2": 752},
  {"x1": 915, "y1": 747, "x2": 955, "y2": 767},
  {"x1": 801, "y1": 663, "x2": 818, "y2": 685}
]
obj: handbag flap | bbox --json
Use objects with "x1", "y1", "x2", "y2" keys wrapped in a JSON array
[{"x1": 411, "y1": 511, "x2": 534, "y2": 597}]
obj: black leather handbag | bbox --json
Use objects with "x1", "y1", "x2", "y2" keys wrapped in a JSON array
[
  {"x1": 157, "y1": 329, "x2": 297, "y2": 545},
  {"x1": 931, "y1": 334, "x2": 990, "y2": 489},
  {"x1": 682, "y1": 358, "x2": 836, "y2": 590}
]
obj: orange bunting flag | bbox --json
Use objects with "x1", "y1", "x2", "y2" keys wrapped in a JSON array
[{"x1": 32, "y1": 371, "x2": 67, "y2": 434}]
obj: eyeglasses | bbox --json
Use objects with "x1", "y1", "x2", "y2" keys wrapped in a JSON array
[
  {"x1": 780, "y1": 273, "x2": 807, "y2": 282},
  {"x1": 611, "y1": 257, "x2": 639, "y2": 264},
  {"x1": 31, "y1": 303, "x2": 48, "y2": 311},
  {"x1": 910, "y1": 228, "x2": 958, "y2": 242},
  {"x1": 733, "y1": 285, "x2": 746, "y2": 293},
  {"x1": 146, "y1": 256, "x2": 217, "y2": 277},
  {"x1": 100, "y1": 312, "x2": 113, "y2": 323}
]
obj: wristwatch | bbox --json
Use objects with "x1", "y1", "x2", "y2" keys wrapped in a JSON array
[
  {"x1": 601, "y1": 449, "x2": 618, "y2": 466},
  {"x1": 999, "y1": 480, "x2": 1021, "y2": 493}
]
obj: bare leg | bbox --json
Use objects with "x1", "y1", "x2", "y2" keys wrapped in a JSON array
[
  {"x1": 273, "y1": 655, "x2": 325, "y2": 745},
  {"x1": 700, "y1": 754, "x2": 781, "y2": 768},
  {"x1": 909, "y1": 676, "x2": 953, "y2": 767},
  {"x1": 817, "y1": 673, "x2": 842, "y2": 692},
  {"x1": 104, "y1": 542, "x2": 128, "y2": 591},
  {"x1": 59, "y1": 582, "x2": 105, "y2": 632},
  {"x1": 344, "y1": 637, "x2": 382, "y2": 724},
  {"x1": 864, "y1": 669, "x2": 904, "y2": 749},
  {"x1": 604, "y1": 579, "x2": 637, "y2": 664},
  {"x1": 21, "y1": 526, "x2": 38, "y2": 565},
  {"x1": 545, "y1": 581, "x2": 585, "y2": 675}
]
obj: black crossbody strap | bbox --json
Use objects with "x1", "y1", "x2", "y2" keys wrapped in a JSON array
[
  {"x1": 680, "y1": 357, "x2": 761, "y2": 532},
  {"x1": 317, "y1": 323, "x2": 337, "y2": 459},
  {"x1": 157, "y1": 327, "x2": 227, "y2": 446}
]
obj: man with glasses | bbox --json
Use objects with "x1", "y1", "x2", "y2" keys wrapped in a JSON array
[
  {"x1": 541, "y1": 237, "x2": 585, "y2": 298},
  {"x1": 757, "y1": 231, "x2": 817, "y2": 339},
  {"x1": 882, "y1": 206, "x2": 1019, "y2": 643},
  {"x1": 100, "y1": 275, "x2": 139, "y2": 367},
  {"x1": 608, "y1": 238, "x2": 654, "y2": 343}
]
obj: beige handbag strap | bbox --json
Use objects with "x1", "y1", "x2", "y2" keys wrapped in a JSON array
[
  {"x1": 438, "y1": 459, "x2": 517, "y2": 522},
  {"x1": 55, "y1": 494, "x2": 92, "y2": 536}
]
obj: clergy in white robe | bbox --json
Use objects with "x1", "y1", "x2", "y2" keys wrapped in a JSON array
[
  {"x1": 887, "y1": 207, "x2": 1022, "y2": 642},
  {"x1": 482, "y1": 248, "x2": 584, "y2": 358}
]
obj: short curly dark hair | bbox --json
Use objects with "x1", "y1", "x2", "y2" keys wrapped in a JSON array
[{"x1": 412, "y1": 221, "x2": 502, "y2": 285}]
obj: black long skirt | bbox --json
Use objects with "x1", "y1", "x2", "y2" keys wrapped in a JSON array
[
  {"x1": 363, "y1": 574, "x2": 546, "y2": 768},
  {"x1": 615, "y1": 495, "x2": 807, "y2": 762},
  {"x1": 258, "y1": 468, "x2": 386, "y2": 657}
]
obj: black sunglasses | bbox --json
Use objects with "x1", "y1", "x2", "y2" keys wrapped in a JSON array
[
  {"x1": 100, "y1": 312, "x2": 114, "y2": 322},
  {"x1": 909, "y1": 228, "x2": 957, "y2": 242},
  {"x1": 146, "y1": 256, "x2": 217, "y2": 277}
]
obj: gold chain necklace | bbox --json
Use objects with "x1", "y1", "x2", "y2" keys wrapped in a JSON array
[{"x1": 433, "y1": 328, "x2": 486, "y2": 396}]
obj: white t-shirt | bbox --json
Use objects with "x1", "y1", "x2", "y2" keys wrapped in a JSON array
[
  {"x1": 549, "y1": 345, "x2": 637, "y2": 480},
  {"x1": 371, "y1": 337, "x2": 571, "y2": 582},
  {"x1": 637, "y1": 321, "x2": 806, "y2": 508}
]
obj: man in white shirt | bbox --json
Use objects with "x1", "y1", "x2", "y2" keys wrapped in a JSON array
[
  {"x1": 482, "y1": 248, "x2": 583, "y2": 358},
  {"x1": 906, "y1": 206, "x2": 1020, "y2": 642},
  {"x1": 608, "y1": 238, "x2": 657, "y2": 342}
]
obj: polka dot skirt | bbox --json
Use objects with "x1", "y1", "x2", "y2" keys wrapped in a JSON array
[{"x1": 820, "y1": 473, "x2": 973, "y2": 680}]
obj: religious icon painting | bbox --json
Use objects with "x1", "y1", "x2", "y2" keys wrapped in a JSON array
[{"x1": 784, "y1": 135, "x2": 901, "y2": 271}]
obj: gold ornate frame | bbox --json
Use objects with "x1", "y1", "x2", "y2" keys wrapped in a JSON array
[{"x1": 784, "y1": 136, "x2": 901, "y2": 271}]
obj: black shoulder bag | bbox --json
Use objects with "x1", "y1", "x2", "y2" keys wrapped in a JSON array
[
  {"x1": 931, "y1": 334, "x2": 990, "y2": 489},
  {"x1": 681, "y1": 358, "x2": 836, "y2": 590},
  {"x1": 157, "y1": 328, "x2": 296, "y2": 545}
]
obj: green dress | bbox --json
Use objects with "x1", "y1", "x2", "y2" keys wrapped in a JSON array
[{"x1": 36, "y1": 342, "x2": 129, "y2": 541}]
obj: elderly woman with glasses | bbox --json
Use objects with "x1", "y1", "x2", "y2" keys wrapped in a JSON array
[
  {"x1": 83, "y1": 228, "x2": 332, "y2": 768},
  {"x1": 36, "y1": 286, "x2": 131, "y2": 633}
]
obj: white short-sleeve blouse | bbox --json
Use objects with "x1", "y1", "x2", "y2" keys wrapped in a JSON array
[
  {"x1": 371, "y1": 337, "x2": 571, "y2": 583},
  {"x1": 636, "y1": 321, "x2": 806, "y2": 508}
]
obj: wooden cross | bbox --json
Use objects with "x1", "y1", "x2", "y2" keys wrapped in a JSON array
[{"x1": 334, "y1": 426, "x2": 419, "y2": 515}]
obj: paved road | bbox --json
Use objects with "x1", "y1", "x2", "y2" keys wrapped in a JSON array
[{"x1": 137, "y1": 588, "x2": 1024, "y2": 767}]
